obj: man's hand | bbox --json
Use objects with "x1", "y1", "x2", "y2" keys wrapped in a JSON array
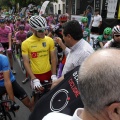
[{"x1": 54, "y1": 37, "x2": 62, "y2": 45}]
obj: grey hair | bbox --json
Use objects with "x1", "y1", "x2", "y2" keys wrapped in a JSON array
[{"x1": 78, "y1": 49, "x2": 120, "y2": 113}]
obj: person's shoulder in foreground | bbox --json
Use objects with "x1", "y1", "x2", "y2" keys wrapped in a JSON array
[{"x1": 42, "y1": 108, "x2": 83, "y2": 120}]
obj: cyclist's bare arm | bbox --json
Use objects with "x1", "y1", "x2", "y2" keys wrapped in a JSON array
[
  {"x1": 22, "y1": 55, "x2": 36, "y2": 80},
  {"x1": 88, "y1": 36, "x2": 90, "y2": 43},
  {"x1": 98, "y1": 21, "x2": 102, "y2": 28},
  {"x1": 99, "y1": 42, "x2": 104, "y2": 48},
  {"x1": 8, "y1": 33, "x2": 12, "y2": 49},
  {"x1": 90, "y1": 20, "x2": 93, "y2": 29},
  {"x1": 54, "y1": 37, "x2": 66, "y2": 50},
  {"x1": 50, "y1": 50, "x2": 57, "y2": 75},
  {"x1": 51, "y1": 76, "x2": 64, "y2": 89},
  {"x1": 3, "y1": 70, "x2": 15, "y2": 101}
]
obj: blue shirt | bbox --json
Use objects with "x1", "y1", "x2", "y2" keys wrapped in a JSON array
[
  {"x1": 87, "y1": 13, "x2": 92, "y2": 26},
  {"x1": 0, "y1": 54, "x2": 15, "y2": 86}
]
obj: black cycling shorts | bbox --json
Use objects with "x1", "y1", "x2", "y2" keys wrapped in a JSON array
[
  {"x1": 1, "y1": 42, "x2": 9, "y2": 49},
  {"x1": 91, "y1": 26, "x2": 99, "y2": 34},
  {"x1": 0, "y1": 81, "x2": 27, "y2": 100}
]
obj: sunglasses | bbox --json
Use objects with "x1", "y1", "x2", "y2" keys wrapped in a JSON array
[
  {"x1": 114, "y1": 34, "x2": 120, "y2": 37},
  {"x1": 37, "y1": 29, "x2": 45, "y2": 33},
  {"x1": 104, "y1": 34, "x2": 110, "y2": 36}
]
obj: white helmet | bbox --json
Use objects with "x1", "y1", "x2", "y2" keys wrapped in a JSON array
[
  {"x1": 29, "y1": 15, "x2": 47, "y2": 31},
  {"x1": 112, "y1": 25, "x2": 120, "y2": 34}
]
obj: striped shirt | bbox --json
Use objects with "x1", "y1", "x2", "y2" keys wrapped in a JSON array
[{"x1": 62, "y1": 39, "x2": 94, "y2": 75}]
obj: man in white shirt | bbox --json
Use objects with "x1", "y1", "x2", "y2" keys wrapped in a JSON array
[
  {"x1": 43, "y1": 48, "x2": 120, "y2": 120},
  {"x1": 51, "y1": 20, "x2": 94, "y2": 88},
  {"x1": 91, "y1": 10, "x2": 102, "y2": 34}
]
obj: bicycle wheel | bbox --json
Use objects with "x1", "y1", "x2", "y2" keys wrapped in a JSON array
[
  {"x1": 12, "y1": 50, "x2": 16, "y2": 61},
  {"x1": 20, "y1": 57, "x2": 25, "y2": 71},
  {"x1": 11, "y1": 43, "x2": 16, "y2": 61},
  {"x1": 19, "y1": 48, "x2": 25, "y2": 71},
  {"x1": 0, "y1": 112, "x2": 12, "y2": 120}
]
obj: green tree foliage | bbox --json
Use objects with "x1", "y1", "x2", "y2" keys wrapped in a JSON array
[{"x1": 0, "y1": 0, "x2": 58, "y2": 8}]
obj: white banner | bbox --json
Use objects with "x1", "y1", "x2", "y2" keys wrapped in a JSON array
[
  {"x1": 107, "y1": 0, "x2": 118, "y2": 18},
  {"x1": 39, "y1": 1, "x2": 50, "y2": 15},
  {"x1": 71, "y1": 15, "x2": 83, "y2": 22},
  {"x1": 20, "y1": 7, "x2": 26, "y2": 15}
]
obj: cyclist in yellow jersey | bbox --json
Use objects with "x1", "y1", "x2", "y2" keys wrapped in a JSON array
[{"x1": 21, "y1": 16, "x2": 57, "y2": 96}]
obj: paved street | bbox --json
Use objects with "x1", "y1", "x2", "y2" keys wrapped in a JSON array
[{"x1": 11, "y1": 59, "x2": 32, "y2": 120}]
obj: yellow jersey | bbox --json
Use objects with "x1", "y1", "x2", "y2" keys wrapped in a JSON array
[{"x1": 22, "y1": 34, "x2": 55, "y2": 74}]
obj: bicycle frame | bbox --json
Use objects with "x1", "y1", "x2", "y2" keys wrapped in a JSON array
[
  {"x1": 0, "y1": 94, "x2": 16, "y2": 120},
  {"x1": 33, "y1": 81, "x2": 52, "y2": 104}
]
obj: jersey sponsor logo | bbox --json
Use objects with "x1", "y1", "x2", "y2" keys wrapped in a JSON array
[
  {"x1": 3, "y1": 65, "x2": 9, "y2": 69},
  {"x1": 31, "y1": 52, "x2": 38, "y2": 58},
  {"x1": 31, "y1": 46, "x2": 37, "y2": 48},
  {"x1": 0, "y1": 71, "x2": 4, "y2": 80},
  {"x1": 42, "y1": 42, "x2": 46, "y2": 47}
]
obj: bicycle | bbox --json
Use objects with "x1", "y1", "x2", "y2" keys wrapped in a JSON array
[
  {"x1": 11, "y1": 40, "x2": 16, "y2": 62},
  {"x1": 32, "y1": 80, "x2": 52, "y2": 104},
  {"x1": 0, "y1": 93, "x2": 20, "y2": 120},
  {"x1": 19, "y1": 48, "x2": 25, "y2": 72},
  {"x1": 15, "y1": 40, "x2": 25, "y2": 72},
  {"x1": 90, "y1": 34, "x2": 99, "y2": 50}
]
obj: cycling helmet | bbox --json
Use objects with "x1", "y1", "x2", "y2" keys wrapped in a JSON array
[
  {"x1": 27, "y1": 31, "x2": 33, "y2": 38},
  {"x1": 103, "y1": 27, "x2": 112, "y2": 35},
  {"x1": 112, "y1": 25, "x2": 120, "y2": 34},
  {"x1": 6, "y1": 18, "x2": 11, "y2": 23},
  {"x1": 5, "y1": 12, "x2": 9, "y2": 16},
  {"x1": 0, "y1": 17, "x2": 6, "y2": 23},
  {"x1": 59, "y1": 14, "x2": 68, "y2": 22},
  {"x1": 17, "y1": 17, "x2": 21, "y2": 21},
  {"x1": 18, "y1": 25, "x2": 25, "y2": 30},
  {"x1": 21, "y1": 19, "x2": 25, "y2": 24},
  {"x1": 81, "y1": 17, "x2": 88, "y2": 23},
  {"x1": 29, "y1": 15, "x2": 47, "y2": 31}
]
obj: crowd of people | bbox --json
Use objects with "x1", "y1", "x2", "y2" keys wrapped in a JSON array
[{"x1": 0, "y1": 7, "x2": 120, "y2": 120}]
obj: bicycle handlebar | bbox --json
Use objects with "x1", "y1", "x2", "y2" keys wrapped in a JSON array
[{"x1": 0, "y1": 100, "x2": 20, "y2": 111}]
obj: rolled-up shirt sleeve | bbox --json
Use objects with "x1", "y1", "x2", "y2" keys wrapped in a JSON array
[{"x1": 64, "y1": 47, "x2": 70, "y2": 57}]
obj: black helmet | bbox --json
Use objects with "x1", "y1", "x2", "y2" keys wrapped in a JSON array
[{"x1": 18, "y1": 25, "x2": 25, "y2": 30}]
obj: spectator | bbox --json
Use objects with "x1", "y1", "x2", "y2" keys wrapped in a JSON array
[
  {"x1": 86, "y1": 5, "x2": 94, "y2": 15},
  {"x1": 91, "y1": 10, "x2": 102, "y2": 35},
  {"x1": 43, "y1": 48, "x2": 120, "y2": 120},
  {"x1": 83, "y1": 9, "x2": 92, "y2": 27},
  {"x1": 52, "y1": 20, "x2": 94, "y2": 88},
  {"x1": 86, "y1": 9, "x2": 92, "y2": 27}
]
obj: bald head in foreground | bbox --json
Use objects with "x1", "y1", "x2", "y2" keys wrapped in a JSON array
[{"x1": 43, "y1": 48, "x2": 120, "y2": 120}]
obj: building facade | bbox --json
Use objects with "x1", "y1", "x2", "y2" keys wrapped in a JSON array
[{"x1": 52, "y1": 0, "x2": 66, "y2": 14}]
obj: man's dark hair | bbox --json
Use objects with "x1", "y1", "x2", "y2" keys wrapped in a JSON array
[{"x1": 62, "y1": 20, "x2": 83, "y2": 41}]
